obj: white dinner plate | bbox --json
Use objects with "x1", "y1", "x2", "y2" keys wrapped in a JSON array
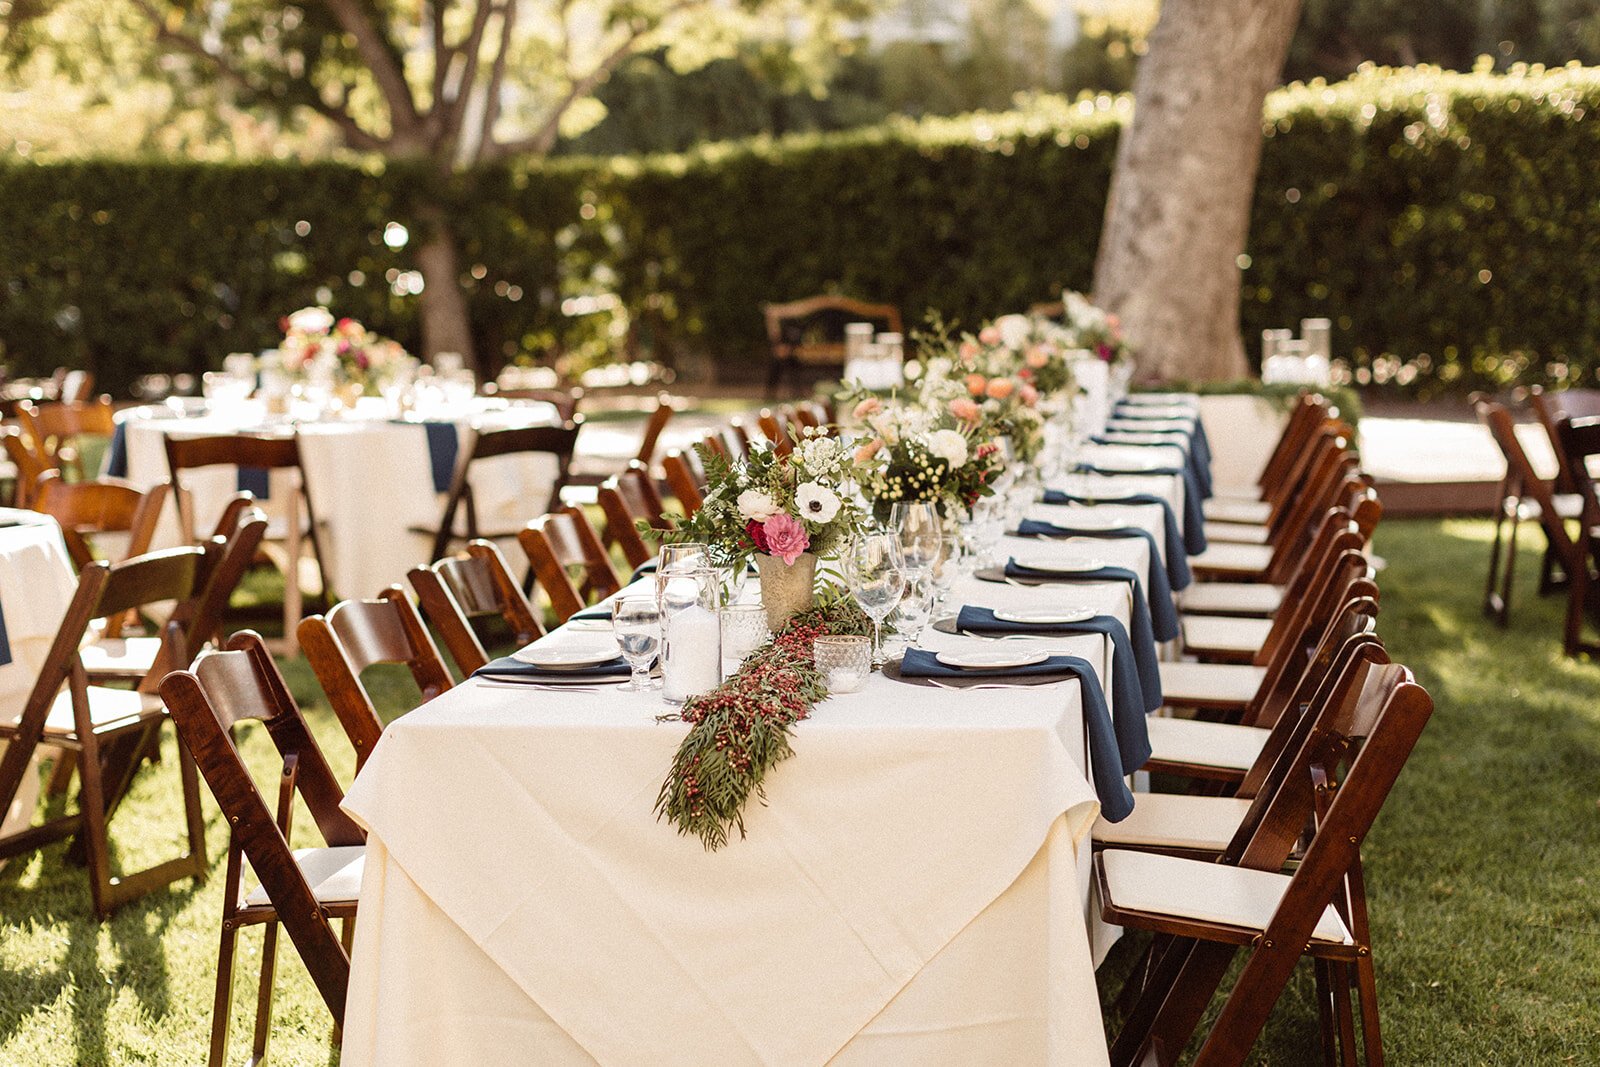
[
  {"x1": 561, "y1": 618, "x2": 615, "y2": 632},
  {"x1": 1031, "y1": 512, "x2": 1123, "y2": 530},
  {"x1": 1012, "y1": 556, "x2": 1107, "y2": 574},
  {"x1": 935, "y1": 649, "x2": 1051, "y2": 670},
  {"x1": 993, "y1": 607, "x2": 1096, "y2": 625},
  {"x1": 511, "y1": 645, "x2": 620, "y2": 669}
]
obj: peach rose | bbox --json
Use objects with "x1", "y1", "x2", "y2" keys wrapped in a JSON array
[
  {"x1": 1020, "y1": 384, "x2": 1039, "y2": 406},
  {"x1": 1025, "y1": 346, "x2": 1049, "y2": 369},
  {"x1": 949, "y1": 397, "x2": 981, "y2": 423},
  {"x1": 958, "y1": 340, "x2": 980, "y2": 363},
  {"x1": 965, "y1": 374, "x2": 987, "y2": 396},
  {"x1": 985, "y1": 378, "x2": 1014, "y2": 400},
  {"x1": 978, "y1": 325, "x2": 1002, "y2": 346},
  {"x1": 853, "y1": 438, "x2": 884, "y2": 463},
  {"x1": 852, "y1": 397, "x2": 882, "y2": 419}
]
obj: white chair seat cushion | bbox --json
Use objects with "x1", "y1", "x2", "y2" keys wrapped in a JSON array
[
  {"x1": 1101, "y1": 849, "x2": 1353, "y2": 945},
  {"x1": 1094, "y1": 793, "x2": 1254, "y2": 852},
  {"x1": 1146, "y1": 716, "x2": 1268, "y2": 771},
  {"x1": 1203, "y1": 497, "x2": 1272, "y2": 524},
  {"x1": 1178, "y1": 583, "x2": 1284, "y2": 617},
  {"x1": 1157, "y1": 661, "x2": 1266, "y2": 705},
  {"x1": 45, "y1": 687, "x2": 165, "y2": 736},
  {"x1": 1202, "y1": 520, "x2": 1271, "y2": 544},
  {"x1": 244, "y1": 845, "x2": 366, "y2": 909},
  {"x1": 1190, "y1": 542, "x2": 1275, "y2": 575},
  {"x1": 78, "y1": 636, "x2": 163, "y2": 678},
  {"x1": 1182, "y1": 615, "x2": 1274, "y2": 655}
]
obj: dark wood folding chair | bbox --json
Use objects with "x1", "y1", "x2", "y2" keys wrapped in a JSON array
[
  {"x1": 58, "y1": 368, "x2": 96, "y2": 404},
  {"x1": 17, "y1": 396, "x2": 116, "y2": 479},
  {"x1": 421, "y1": 419, "x2": 583, "y2": 562},
  {"x1": 598, "y1": 463, "x2": 671, "y2": 570},
  {"x1": 711, "y1": 426, "x2": 748, "y2": 465},
  {"x1": 661, "y1": 446, "x2": 707, "y2": 517},
  {"x1": 635, "y1": 392, "x2": 679, "y2": 470},
  {"x1": 1552, "y1": 413, "x2": 1600, "y2": 657},
  {"x1": 3, "y1": 426, "x2": 55, "y2": 507},
  {"x1": 0, "y1": 545, "x2": 216, "y2": 917},
  {"x1": 165, "y1": 432, "x2": 331, "y2": 653},
  {"x1": 1097, "y1": 652, "x2": 1433, "y2": 1067},
  {"x1": 763, "y1": 294, "x2": 901, "y2": 397},
  {"x1": 159, "y1": 631, "x2": 364, "y2": 1066},
  {"x1": 298, "y1": 588, "x2": 453, "y2": 773},
  {"x1": 757, "y1": 407, "x2": 796, "y2": 456},
  {"x1": 32, "y1": 470, "x2": 169, "y2": 569},
  {"x1": 1203, "y1": 393, "x2": 1331, "y2": 524},
  {"x1": 409, "y1": 540, "x2": 544, "y2": 676},
  {"x1": 483, "y1": 386, "x2": 584, "y2": 421},
  {"x1": 1529, "y1": 385, "x2": 1600, "y2": 498},
  {"x1": 518, "y1": 507, "x2": 623, "y2": 624}
]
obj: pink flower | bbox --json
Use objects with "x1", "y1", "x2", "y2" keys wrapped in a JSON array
[
  {"x1": 852, "y1": 397, "x2": 882, "y2": 419},
  {"x1": 1097, "y1": 342, "x2": 1113, "y2": 363},
  {"x1": 978, "y1": 326, "x2": 1001, "y2": 345},
  {"x1": 1020, "y1": 384, "x2": 1039, "y2": 406},
  {"x1": 761, "y1": 512, "x2": 811, "y2": 565},
  {"x1": 854, "y1": 438, "x2": 884, "y2": 463},
  {"x1": 949, "y1": 397, "x2": 981, "y2": 423},
  {"x1": 958, "y1": 340, "x2": 979, "y2": 363},
  {"x1": 745, "y1": 519, "x2": 770, "y2": 553},
  {"x1": 965, "y1": 374, "x2": 987, "y2": 396},
  {"x1": 985, "y1": 378, "x2": 1014, "y2": 400},
  {"x1": 1025, "y1": 346, "x2": 1049, "y2": 369},
  {"x1": 1106, "y1": 313, "x2": 1121, "y2": 330},
  {"x1": 976, "y1": 442, "x2": 1000, "y2": 459}
]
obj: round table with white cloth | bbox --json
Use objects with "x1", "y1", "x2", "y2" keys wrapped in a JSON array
[{"x1": 110, "y1": 396, "x2": 565, "y2": 599}]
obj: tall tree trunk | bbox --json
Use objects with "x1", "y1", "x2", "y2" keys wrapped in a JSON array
[
  {"x1": 1093, "y1": 0, "x2": 1304, "y2": 382},
  {"x1": 413, "y1": 206, "x2": 479, "y2": 373}
]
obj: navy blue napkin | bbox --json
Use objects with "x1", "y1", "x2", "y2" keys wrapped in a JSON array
[
  {"x1": 105, "y1": 423, "x2": 129, "y2": 478},
  {"x1": 1107, "y1": 409, "x2": 1214, "y2": 497},
  {"x1": 472, "y1": 653, "x2": 631, "y2": 681},
  {"x1": 899, "y1": 648, "x2": 1145, "y2": 821},
  {"x1": 1003, "y1": 558, "x2": 1178, "y2": 644},
  {"x1": 955, "y1": 606, "x2": 1161, "y2": 713},
  {"x1": 1075, "y1": 463, "x2": 1207, "y2": 543},
  {"x1": 0, "y1": 600, "x2": 11, "y2": 667},
  {"x1": 1042, "y1": 488, "x2": 1206, "y2": 558},
  {"x1": 1017, "y1": 517, "x2": 1191, "y2": 591},
  {"x1": 420, "y1": 421, "x2": 459, "y2": 493}
]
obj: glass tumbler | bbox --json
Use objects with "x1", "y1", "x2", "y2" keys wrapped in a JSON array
[{"x1": 813, "y1": 635, "x2": 872, "y2": 695}]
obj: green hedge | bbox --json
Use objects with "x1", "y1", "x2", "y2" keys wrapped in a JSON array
[{"x1": 3, "y1": 65, "x2": 1600, "y2": 397}]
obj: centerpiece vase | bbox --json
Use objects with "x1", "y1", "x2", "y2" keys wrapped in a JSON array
[{"x1": 756, "y1": 552, "x2": 817, "y2": 630}]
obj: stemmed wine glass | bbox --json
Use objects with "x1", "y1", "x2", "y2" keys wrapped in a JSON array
[
  {"x1": 611, "y1": 595, "x2": 662, "y2": 691},
  {"x1": 844, "y1": 533, "x2": 906, "y2": 664},
  {"x1": 889, "y1": 501, "x2": 942, "y2": 578},
  {"x1": 929, "y1": 532, "x2": 963, "y2": 609}
]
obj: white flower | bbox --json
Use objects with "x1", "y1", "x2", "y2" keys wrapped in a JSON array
[
  {"x1": 736, "y1": 489, "x2": 780, "y2": 522},
  {"x1": 995, "y1": 314, "x2": 1031, "y2": 349},
  {"x1": 926, "y1": 429, "x2": 969, "y2": 468},
  {"x1": 794, "y1": 482, "x2": 841, "y2": 523},
  {"x1": 287, "y1": 306, "x2": 335, "y2": 334}
]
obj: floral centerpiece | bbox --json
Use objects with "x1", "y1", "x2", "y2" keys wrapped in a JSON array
[
  {"x1": 904, "y1": 321, "x2": 1049, "y2": 463},
  {"x1": 846, "y1": 395, "x2": 1003, "y2": 523},
  {"x1": 980, "y1": 313, "x2": 1080, "y2": 398},
  {"x1": 278, "y1": 306, "x2": 413, "y2": 397},
  {"x1": 663, "y1": 433, "x2": 868, "y2": 628},
  {"x1": 1059, "y1": 290, "x2": 1132, "y2": 367}
]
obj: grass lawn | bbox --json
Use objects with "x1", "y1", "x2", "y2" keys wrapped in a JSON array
[{"x1": 2, "y1": 518, "x2": 1598, "y2": 1063}]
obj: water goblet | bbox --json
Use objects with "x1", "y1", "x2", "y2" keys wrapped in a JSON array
[
  {"x1": 611, "y1": 595, "x2": 662, "y2": 691},
  {"x1": 929, "y1": 532, "x2": 963, "y2": 608},
  {"x1": 889, "y1": 500, "x2": 942, "y2": 578},
  {"x1": 843, "y1": 533, "x2": 906, "y2": 664}
]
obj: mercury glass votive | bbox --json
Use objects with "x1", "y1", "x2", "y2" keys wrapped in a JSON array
[{"x1": 814, "y1": 635, "x2": 871, "y2": 695}]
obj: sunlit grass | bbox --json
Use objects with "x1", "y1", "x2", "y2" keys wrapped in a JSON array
[{"x1": 1, "y1": 520, "x2": 1597, "y2": 1063}]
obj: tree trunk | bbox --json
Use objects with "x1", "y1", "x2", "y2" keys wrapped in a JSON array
[
  {"x1": 413, "y1": 206, "x2": 480, "y2": 373},
  {"x1": 1092, "y1": 0, "x2": 1304, "y2": 382}
]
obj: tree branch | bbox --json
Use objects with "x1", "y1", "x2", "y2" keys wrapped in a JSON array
[
  {"x1": 430, "y1": 0, "x2": 454, "y2": 108},
  {"x1": 321, "y1": 0, "x2": 423, "y2": 141},
  {"x1": 471, "y1": 0, "x2": 518, "y2": 161},
  {"x1": 441, "y1": 0, "x2": 499, "y2": 147}
]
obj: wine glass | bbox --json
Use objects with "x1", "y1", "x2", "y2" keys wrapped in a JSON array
[
  {"x1": 611, "y1": 595, "x2": 662, "y2": 691},
  {"x1": 843, "y1": 533, "x2": 906, "y2": 664},
  {"x1": 929, "y1": 532, "x2": 963, "y2": 608},
  {"x1": 889, "y1": 501, "x2": 942, "y2": 577},
  {"x1": 890, "y1": 574, "x2": 935, "y2": 652},
  {"x1": 967, "y1": 498, "x2": 1006, "y2": 568}
]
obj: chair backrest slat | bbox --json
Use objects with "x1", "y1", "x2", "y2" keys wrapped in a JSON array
[
  {"x1": 409, "y1": 540, "x2": 543, "y2": 676},
  {"x1": 519, "y1": 508, "x2": 622, "y2": 625}
]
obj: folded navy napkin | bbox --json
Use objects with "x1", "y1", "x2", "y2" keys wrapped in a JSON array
[
  {"x1": 472, "y1": 654, "x2": 631, "y2": 680},
  {"x1": 421, "y1": 421, "x2": 459, "y2": 493},
  {"x1": 1076, "y1": 462, "x2": 1208, "y2": 538},
  {"x1": 105, "y1": 423, "x2": 129, "y2": 478},
  {"x1": 1017, "y1": 517, "x2": 1192, "y2": 591},
  {"x1": 569, "y1": 606, "x2": 615, "y2": 621},
  {"x1": 1108, "y1": 408, "x2": 1214, "y2": 497},
  {"x1": 1042, "y1": 488, "x2": 1206, "y2": 558},
  {"x1": 1003, "y1": 558, "x2": 1178, "y2": 645},
  {"x1": 955, "y1": 606, "x2": 1161, "y2": 714},
  {"x1": 899, "y1": 647, "x2": 1146, "y2": 821}
]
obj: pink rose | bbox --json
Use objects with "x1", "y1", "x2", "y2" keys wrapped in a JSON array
[
  {"x1": 761, "y1": 512, "x2": 811, "y2": 565},
  {"x1": 1020, "y1": 384, "x2": 1039, "y2": 406},
  {"x1": 958, "y1": 340, "x2": 979, "y2": 363},
  {"x1": 978, "y1": 326, "x2": 1001, "y2": 346},
  {"x1": 985, "y1": 378, "x2": 1014, "y2": 400},
  {"x1": 854, "y1": 438, "x2": 884, "y2": 463},
  {"x1": 852, "y1": 397, "x2": 882, "y2": 419},
  {"x1": 949, "y1": 397, "x2": 981, "y2": 423},
  {"x1": 1097, "y1": 343, "x2": 1113, "y2": 363},
  {"x1": 1025, "y1": 346, "x2": 1049, "y2": 369}
]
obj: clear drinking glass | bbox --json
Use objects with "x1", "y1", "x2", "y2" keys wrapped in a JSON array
[
  {"x1": 611, "y1": 595, "x2": 662, "y2": 691},
  {"x1": 718, "y1": 603, "x2": 770, "y2": 677},
  {"x1": 655, "y1": 542, "x2": 710, "y2": 603},
  {"x1": 843, "y1": 533, "x2": 906, "y2": 663},
  {"x1": 930, "y1": 532, "x2": 963, "y2": 608},
  {"x1": 967, "y1": 498, "x2": 1006, "y2": 568},
  {"x1": 813, "y1": 635, "x2": 871, "y2": 694},
  {"x1": 889, "y1": 500, "x2": 942, "y2": 577},
  {"x1": 893, "y1": 574, "x2": 935, "y2": 648}
]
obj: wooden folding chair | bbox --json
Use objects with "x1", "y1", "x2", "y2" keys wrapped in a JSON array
[
  {"x1": 17, "y1": 396, "x2": 116, "y2": 480},
  {"x1": 58, "y1": 368, "x2": 97, "y2": 404},
  {"x1": 165, "y1": 433, "x2": 331, "y2": 653},
  {"x1": 160, "y1": 631, "x2": 364, "y2": 1067},
  {"x1": 409, "y1": 540, "x2": 544, "y2": 676},
  {"x1": 635, "y1": 392, "x2": 679, "y2": 470},
  {"x1": 757, "y1": 407, "x2": 796, "y2": 456},
  {"x1": 32, "y1": 470, "x2": 168, "y2": 569},
  {"x1": 661, "y1": 446, "x2": 707, "y2": 517},
  {"x1": 599, "y1": 463, "x2": 671, "y2": 570},
  {"x1": 1473, "y1": 395, "x2": 1583, "y2": 626},
  {"x1": 483, "y1": 385, "x2": 584, "y2": 421},
  {"x1": 0, "y1": 545, "x2": 215, "y2": 917},
  {"x1": 421, "y1": 419, "x2": 583, "y2": 562},
  {"x1": 1552, "y1": 414, "x2": 1600, "y2": 657},
  {"x1": 3, "y1": 425, "x2": 55, "y2": 507},
  {"x1": 1529, "y1": 385, "x2": 1600, "y2": 497},
  {"x1": 1097, "y1": 653, "x2": 1433, "y2": 1066},
  {"x1": 763, "y1": 294, "x2": 901, "y2": 397},
  {"x1": 1203, "y1": 393, "x2": 1330, "y2": 523},
  {"x1": 518, "y1": 507, "x2": 623, "y2": 624},
  {"x1": 298, "y1": 588, "x2": 453, "y2": 773}
]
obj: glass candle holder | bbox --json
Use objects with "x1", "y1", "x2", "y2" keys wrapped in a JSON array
[
  {"x1": 718, "y1": 604, "x2": 770, "y2": 678},
  {"x1": 659, "y1": 567, "x2": 720, "y2": 705},
  {"x1": 813, "y1": 635, "x2": 871, "y2": 695}
]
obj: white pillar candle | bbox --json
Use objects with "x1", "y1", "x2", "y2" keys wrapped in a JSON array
[{"x1": 662, "y1": 604, "x2": 722, "y2": 703}]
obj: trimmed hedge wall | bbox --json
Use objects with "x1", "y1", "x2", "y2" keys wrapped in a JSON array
[{"x1": 3, "y1": 65, "x2": 1599, "y2": 396}]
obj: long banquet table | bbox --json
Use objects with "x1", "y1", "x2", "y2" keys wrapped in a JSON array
[{"x1": 337, "y1": 399, "x2": 1207, "y2": 1065}]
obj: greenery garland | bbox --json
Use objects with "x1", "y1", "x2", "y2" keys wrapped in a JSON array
[{"x1": 655, "y1": 595, "x2": 873, "y2": 850}]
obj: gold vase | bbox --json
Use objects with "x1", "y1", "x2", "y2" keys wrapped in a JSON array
[{"x1": 756, "y1": 552, "x2": 817, "y2": 630}]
